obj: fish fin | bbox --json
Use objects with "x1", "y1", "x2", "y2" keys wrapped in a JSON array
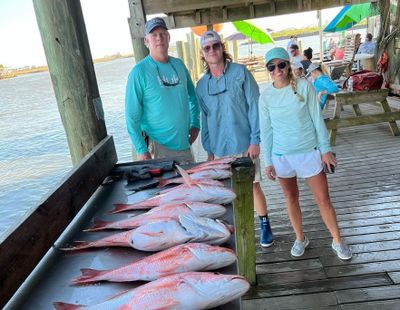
[
  {"x1": 53, "y1": 302, "x2": 84, "y2": 310},
  {"x1": 83, "y1": 220, "x2": 110, "y2": 232},
  {"x1": 175, "y1": 164, "x2": 194, "y2": 187},
  {"x1": 71, "y1": 268, "x2": 106, "y2": 285}
]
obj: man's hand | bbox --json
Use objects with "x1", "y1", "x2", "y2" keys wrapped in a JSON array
[
  {"x1": 138, "y1": 152, "x2": 152, "y2": 161},
  {"x1": 265, "y1": 165, "x2": 277, "y2": 181},
  {"x1": 317, "y1": 90, "x2": 327, "y2": 102},
  {"x1": 207, "y1": 154, "x2": 215, "y2": 161},
  {"x1": 246, "y1": 144, "x2": 260, "y2": 160},
  {"x1": 189, "y1": 127, "x2": 200, "y2": 145}
]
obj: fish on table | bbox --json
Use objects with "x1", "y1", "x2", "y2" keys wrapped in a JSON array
[
  {"x1": 62, "y1": 214, "x2": 233, "y2": 252},
  {"x1": 112, "y1": 184, "x2": 236, "y2": 213},
  {"x1": 85, "y1": 202, "x2": 226, "y2": 231},
  {"x1": 54, "y1": 272, "x2": 250, "y2": 310},
  {"x1": 72, "y1": 243, "x2": 236, "y2": 284},
  {"x1": 158, "y1": 168, "x2": 232, "y2": 187}
]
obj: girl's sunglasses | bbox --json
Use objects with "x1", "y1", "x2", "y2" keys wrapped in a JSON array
[
  {"x1": 267, "y1": 61, "x2": 288, "y2": 72},
  {"x1": 202, "y1": 43, "x2": 222, "y2": 53}
]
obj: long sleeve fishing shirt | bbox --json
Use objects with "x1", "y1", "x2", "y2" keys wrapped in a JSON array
[
  {"x1": 259, "y1": 78, "x2": 331, "y2": 166},
  {"x1": 196, "y1": 62, "x2": 260, "y2": 157},
  {"x1": 312, "y1": 74, "x2": 339, "y2": 109},
  {"x1": 125, "y1": 55, "x2": 200, "y2": 155}
]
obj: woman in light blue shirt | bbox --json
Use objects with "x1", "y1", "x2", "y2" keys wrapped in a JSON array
[{"x1": 259, "y1": 47, "x2": 352, "y2": 260}]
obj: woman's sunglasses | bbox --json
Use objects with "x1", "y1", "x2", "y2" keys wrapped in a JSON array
[
  {"x1": 202, "y1": 43, "x2": 222, "y2": 53},
  {"x1": 266, "y1": 61, "x2": 288, "y2": 72}
]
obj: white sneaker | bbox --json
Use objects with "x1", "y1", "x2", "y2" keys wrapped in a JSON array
[
  {"x1": 291, "y1": 236, "x2": 309, "y2": 257},
  {"x1": 332, "y1": 240, "x2": 352, "y2": 260}
]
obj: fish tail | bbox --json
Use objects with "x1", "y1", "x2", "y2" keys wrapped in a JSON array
[
  {"x1": 111, "y1": 203, "x2": 155, "y2": 213},
  {"x1": 53, "y1": 302, "x2": 84, "y2": 310},
  {"x1": 60, "y1": 241, "x2": 93, "y2": 251},
  {"x1": 157, "y1": 178, "x2": 170, "y2": 187},
  {"x1": 72, "y1": 268, "x2": 107, "y2": 284},
  {"x1": 84, "y1": 220, "x2": 111, "y2": 232}
]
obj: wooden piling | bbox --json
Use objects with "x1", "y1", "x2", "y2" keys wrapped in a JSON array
[
  {"x1": 231, "y1": 157, "x2": 257, "y2": 286},
  {"x1": 32, "y1": 0, "x2": 107, "y2": 165},
  {"x1": 127, "y1": 0, "x2": 148, "y2": 63},
  {"x1": 233, "y1": 40, "x2": 239, "y2": 62}
]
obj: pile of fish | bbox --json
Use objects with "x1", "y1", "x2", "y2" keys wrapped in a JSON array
[{"x1": 55, "y1": 158, "x2": 249, "y2": 309}]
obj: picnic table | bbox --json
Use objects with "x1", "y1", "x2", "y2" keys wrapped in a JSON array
[{"x1": 325, "y1": 89, "x2": 400, "y2": 145}]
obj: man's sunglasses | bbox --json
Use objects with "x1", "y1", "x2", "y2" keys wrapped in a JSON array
[
  {"x1": 202, "y1": 43, "x2": 222, "y2": 53},
  {"x1": 266, "y1": 62, "x2": 288, "y2": 72}
]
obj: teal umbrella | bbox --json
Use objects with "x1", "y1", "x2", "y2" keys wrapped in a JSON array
[{"x1": 324, "y1": 3, "x2": 380, "y2": 33}]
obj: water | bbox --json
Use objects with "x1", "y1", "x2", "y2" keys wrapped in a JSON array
[
  {"x1": 0, "y1": 33, "x2": 342, "y2": 238},
  {"x1": 0, "y1": 57, "x2": 134, "y2": 238}
]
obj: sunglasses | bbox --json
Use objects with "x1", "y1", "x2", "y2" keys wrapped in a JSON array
[
  {"x1": 156, "y1": 62, "x2": 180, "y2": 87},
  {"x1": 202, "y1": 42, "x2": 222, "y2": 53},
  {"x1": 266, "y1": 62, "x2": 288, "y2": 72}
]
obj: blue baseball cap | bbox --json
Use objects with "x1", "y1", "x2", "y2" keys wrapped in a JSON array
[
  {"x1": 145, "y1": 17, "x2": 168, "y2": 36},
  {"x1": 265, "y1": 47, "x2": 290, "y2": 65}
]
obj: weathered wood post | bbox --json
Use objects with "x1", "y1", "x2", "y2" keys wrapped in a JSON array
[
  {"x1": 127, "y1": 0, "x2": 149, "y2": 63},
  {"x1": 231, "y1": 157, "x2": 256, "y2": 285},
  {"x1": 33, "y1": 0, "x2": 108, "y2": 165},
  {"x1": 233, "y1": 40, "x2": 239, "y2": 62}
]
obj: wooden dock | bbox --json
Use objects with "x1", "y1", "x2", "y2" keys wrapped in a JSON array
[{"x1": 241, "y1": 98, "x2": 400, "y2": 309}]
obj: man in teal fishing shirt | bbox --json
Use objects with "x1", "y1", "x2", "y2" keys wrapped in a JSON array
[
  {"x1": 125, "y1": 17, "x2": 200, "y2": 163},
  {"x1": 196, "y1": 31, "x2": 274, "y2": 248}
]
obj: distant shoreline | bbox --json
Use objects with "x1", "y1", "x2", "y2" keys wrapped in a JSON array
[
  {"x1": 1, "y1": 22, "x2": 367, "y2": 80},
  {"x1": 0, "y1": 54, "x2": 133, "y2": 80}
]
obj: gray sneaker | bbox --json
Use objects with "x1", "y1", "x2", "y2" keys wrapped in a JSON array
[
  {"x1": 291, "y1": 236, "x2": 309, "y2": 257},
  {"x1": 332, "y1": 240, "x2": 352, "y2": 260}
]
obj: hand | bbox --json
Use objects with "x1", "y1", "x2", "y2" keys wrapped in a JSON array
[
  {"x1": 317, "y1": 90, "x2": 327, "y2": 102},
  {"x1": 207, "y1": 154, "x2": 215, "y2": 161},
  {"x1": 138, "y1": 152, "x2": 152, "y2": 161},
  {"x1": 265, "y1": 165, "x2": 276, "y2": 181},
  {"x1": 321, "y1": 152, "x2": 337, "y2": 173},
  {"x1": 245, "y1": 144, "x2": 260, "y2": 160},
  {"x1": 189, "y1": 127, "x2": 200, "y2": 145}
]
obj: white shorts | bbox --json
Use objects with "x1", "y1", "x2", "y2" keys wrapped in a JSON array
[{"x1": 271, "y1": 149, "x2": 323, "y2": 179}]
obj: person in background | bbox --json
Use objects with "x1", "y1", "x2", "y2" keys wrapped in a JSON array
[
  {"x1": 196, "y1": 31, "x2": 274, "y2": 248},
  {"x1": 286, "y1": 35, "x2": 298, "y2": 52},
  {"x1": 357, "y1": 33, "x2": 376, "y2": 54},
  {"x1": 259, "y1": 47, "x2": 352, "y2": 260},
  {"x1": 301, "y1": 47, "x2": 313, "y2": 71},
  {"x1": 289, "y1": 44, "x2": 303, "y2": 63},
  {"x1": 306, "y1": 62, "x2": 339, "y2": 109},
  {"x1": 291, "y1": 61, "x2": 305, "y2": 78},
  {"x1": 125, "y1": 17, "x2": 200, "y2": 163}
]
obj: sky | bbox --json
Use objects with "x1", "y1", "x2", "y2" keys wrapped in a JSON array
[{"x1": 0, "y1": 0, "x2": 343, "y2": 68}]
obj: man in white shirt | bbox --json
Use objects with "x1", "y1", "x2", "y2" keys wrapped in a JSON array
[{"x1": 357, "y1": 33, "x2": 376, "y2": 54}]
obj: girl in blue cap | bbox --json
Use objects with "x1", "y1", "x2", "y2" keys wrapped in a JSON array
[{"x1": 259, "y1": 47, "x2": 352, "y2": 260}]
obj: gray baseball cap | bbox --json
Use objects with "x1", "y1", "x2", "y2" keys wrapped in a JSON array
[
  {"x1": 145, "y1": 17, "x2": 168, "y2": 36},
  {"x1": 306, "y1": 62, "x2": 320, "y2": 76}
]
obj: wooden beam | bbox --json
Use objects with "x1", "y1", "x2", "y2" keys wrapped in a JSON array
[
  {"x1": 127, "y1": 0, "x2": 149, "y2": 62},
  {"x1": 157, "y1": 0, "x2": 370, "y2": 29},
  {"x1": 0, "y1": 136, "x2": 117, "y2": 308},
  {"x1": 231, "y1": 157, "x2": 256, "y2": 286},
  {"x1": 33, "y1": 0, "x2": 108, "y2": 165}
]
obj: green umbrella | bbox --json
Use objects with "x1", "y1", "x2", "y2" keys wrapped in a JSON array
[
  {"x1": 335, "y1": 3, "x2": 379, "y2": 30},
  {"x1": 324, "y1": 3, "x2": 381, "y2": 32},
  {"x1": 232, "y1": 20, "x2": 274, "y2": 44}
]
